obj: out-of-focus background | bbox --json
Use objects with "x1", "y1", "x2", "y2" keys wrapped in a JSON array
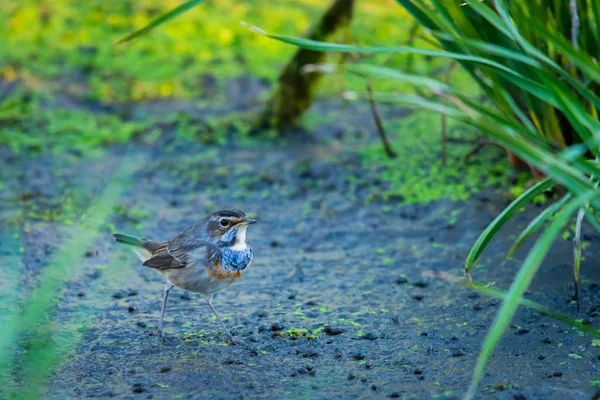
[{"x1": 2, "y1": 1, "x2": 600, "y2": 399}]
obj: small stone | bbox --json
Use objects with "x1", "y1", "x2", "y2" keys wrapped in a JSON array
[
  {"x1": 452, "y1": 350, "x2": 466, "y2": 357},
  {"x1": 288, "y1": 294, "x2": 296, "y2": 300},
  {"x1": 371, "y1": 384, "x2": 378, "y2": 391},
  {"x1": 271, "y1": 323, "x2": 284, "y2": 332},
  {"x1": 451, "y1": 336, "x2": 459, "y2": 341},
  {"x1": 473, "y1": 303, "x2": 484, "y2": 311},
  {"x1": 258, "y1": 312, "x2": 268, "y2": 318},
  {"x1": 132, "y1": 384, "x2": 144, "y2": 393},
  {"x1": 490, "y1": 299, "x2": 499, "y2": 306},
  {"x1": 347, "y1": 374, "x2": 357, "y2": 380},
  {"x1": 583, "y1": 318, "x2": 594, "y2": 325},
  {"x1": 303, "y1": 350, "x2": 319, "y2": 358},
  {"x1": 258, "y1": 325, "x2": 268, "y2": 333},
  {"x1": 180, "y1": 293, "x2": 191, "y2": 301},
  {"x1": 542, "y1": 337, "x2": 552, "y2": 344},
  {"x1": 324, "y1": 325, "x2": 344, "y2": 336},
  {"x1": 128, "y1": 306, "x2": 136, "y2": 313},
  {"x1": 413, "y1": 295, "x2": 424, "y2": 301},
  {"x1": 395, "y1": 277, "x2": 408, "y2": 284},
  {"x1": 413, "y1": 369, "x2": 423, "y2": 375},
  {"x1": 538, "y1": 355, "x2": 546, "y2": 360},
  {"x1": 77, "y1": 291, "x2": 85, "y2": 297},
  {"x1": 552, "y1": 371, "x2": 563, "y2": 377},
  {"x1": 136, "y1": 321, "x2": 146, "y2": 328},
  {"x1": 420, "y1": 332, "x2": 428, "y2": 336},
  {"x1": 296, "y1": 367, "x2": 309, "y2": 374},
  {"x1": 413, "y1": 281, "x2": 428, "y2": 288},
  {"x1": 389, "y1": 393, "x2": 400, "y2": 398},
  {"x1": 113, "y1": 292, "x2": 124, "y2": 299},
  {"x1": 128, "y1": 290, "x2": 138, "y2": 297},
  {"x1": 517, "y1": 328, "x2": 530, "y2": 335},
  {"x1": 270, "y1": 240, "x2": 280, "y2": 247},
  {"x1": 365, "y1": 362, "x2": 373, "y2": 369},
  {"x1": 223, "y1": 359, "x2": 235, "y2": 365},
  {"x1": 467, "y1": 293, "x2": 481, "y2": 299},
  {"x1": 160, "y1": 367, "x2": 171, "y2": 373},
  {"x1": 353, "y1": 353, "x2": 365, "y2": 360},
  {"x1": 514, "y1": 394, "x2": 526, "y2": 400},
  {"x1": 361, "y1": 332, "x2": 378, "y2": 341},
  {"x1": 417, "y1": 376, "x2": 424, "y2": 380},
  {"x1": 306, "y1": 300, "x2": 318, "y2": 306}
]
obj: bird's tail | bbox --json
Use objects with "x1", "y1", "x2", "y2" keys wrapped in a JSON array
[{"x1": 112, "y1": 233, "x2": 160, "y2": 262}]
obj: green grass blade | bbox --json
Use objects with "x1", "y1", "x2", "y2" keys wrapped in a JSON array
[
  {"x1": 468, "y1": 282, "x2": 600, "y2": 337},
  {"x1": 507, "y1": 192, "x2": 573, "y2": 258},
  {"x1": 465, "y1": 178, "x2": 554, "y2": 278},
  {"x1": 242, "y1": 23, "x2": 529, "y2": 80},
  {"x1": 117, "y1": 0, "x2": 207, "y2": 44},
  {"x1": 465, "y1": 191, "x2": 598, "y2": 400}
]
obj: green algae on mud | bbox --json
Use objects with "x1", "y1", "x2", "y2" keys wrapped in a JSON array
[{"x1": 359, "y1": 111, "x2": 511, "y2": 204}]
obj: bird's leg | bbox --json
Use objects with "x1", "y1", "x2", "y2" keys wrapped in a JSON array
[
  {"x1": 158, "y1": 281, "x2": 174, "y2": 341},
  {"x1": 206, "y1": 294, "x2": 236, "y2": 345}
]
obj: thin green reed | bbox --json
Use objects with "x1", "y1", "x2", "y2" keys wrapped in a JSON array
[{"x1": 0, "y1": 155, "x2": 146, "y2": 398}]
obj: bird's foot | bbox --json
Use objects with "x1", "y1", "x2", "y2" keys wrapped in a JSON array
[
  {"x1": 225, "y1": 335, "x2": 237, "y2": 346},
  {"x1": 155, "y1": 329, "x2": 169, "y2": 343}
]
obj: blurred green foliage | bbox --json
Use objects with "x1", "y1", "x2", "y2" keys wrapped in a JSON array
[{"x1": 0, "y1": 0, "x2": 444, "y2": 102}]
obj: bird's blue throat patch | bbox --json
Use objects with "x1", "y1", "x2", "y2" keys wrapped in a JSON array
[{"x1": 218, "y1": 227, "x2": 253, "y2": 271}]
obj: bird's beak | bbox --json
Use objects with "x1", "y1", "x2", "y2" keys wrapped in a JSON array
[{"x1": 243, "y1": 218, "x2": 257, "y2": 225}]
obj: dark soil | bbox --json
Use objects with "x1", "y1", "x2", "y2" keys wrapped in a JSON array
[{"x1": 2, "y1": 92, "x2": 600, "y2": 400}]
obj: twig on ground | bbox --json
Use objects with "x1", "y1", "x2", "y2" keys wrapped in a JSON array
[
  {"x1": 464, "y1": 139, "x2": 504, "y2": 162},
  {"x1": 366, "y1": 81, "x2": 396, "y2": 158}
]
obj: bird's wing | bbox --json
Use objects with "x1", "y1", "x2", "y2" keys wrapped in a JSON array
[{"x1": 142, "y1": 237, "x2": 217, "y2": 270}]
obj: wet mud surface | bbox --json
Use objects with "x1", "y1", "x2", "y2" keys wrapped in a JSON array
[{"x1": 3, "y1": 99, "x2": 600, "y2": 400}]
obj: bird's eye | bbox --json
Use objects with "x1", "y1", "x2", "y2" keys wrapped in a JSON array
[{"x1": 220, "y1": 219, "x2": 229, "y2": 227}]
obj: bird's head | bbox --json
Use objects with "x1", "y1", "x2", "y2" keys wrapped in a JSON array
[{"x1": 206, "y1": 208, "x2": 256, "y2": 246}]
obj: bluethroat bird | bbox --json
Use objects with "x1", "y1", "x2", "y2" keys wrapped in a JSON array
[{"x1": 113, "y1": 209, "x2": 256, "y2": 344}]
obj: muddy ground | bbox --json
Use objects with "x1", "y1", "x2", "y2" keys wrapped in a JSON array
[{"x1": 2, "y1": 88, "x2": 600, "y2": 400}]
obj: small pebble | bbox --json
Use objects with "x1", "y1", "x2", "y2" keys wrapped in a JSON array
[
  {"x1": 347, "y1": 374, "x2": 357, "y2": 380},
  {"x1": 413, "y1": 369, "x2": 423, "y2": 375},
  {"x1": 417, "y1": 376, "x2": 424, "y2": 380},
  {"x1": 452, "y1": 350, "x2": 466, "y2": 357},
  {"x1": 542, "y1": 337, "x2": 552, "y2": 344},
  {"x1": 538, "y1": 355, "x2": 546, "y2": 360},
  {"x1": 365, "y1": 362, "x2": 373, "y2": 369},
  {"x1": 180, "y1": 293, "x2": 191, "y2": 300},
  {"x1": 413, "y1": 295, "x2": 424, "y2": 301},
  {"x1": 288, "y1": 294, "x2": 296, "y2": 300},
  {"x1": 395, "y1": 277, "x2": 408, "y2": 284},
  {"x1": 128, "y1": 306, "x2": 136, "y2": 313},
  {"x1": 371, "y1": 384, "x2": 377, "y2": 391},
  {"x1": 271, "y1": 323, "x2": 284, "y2": 332},
  {"x1": 420, "y1": 332, "x2": 428, "y2": 336},
  {"x1": 552, "y1": 371, "x2": 563, "y2": 377},
  {"x1": 136, "y1": 321, "x2": 146, "y2": 328},
  {"x1": 132, "y1": 384, "x2": 144, "y2": 393},
  {"x1": 389, "y1": 393, "x2": 400, "y2": 398},
  {"x1": 113, "y1": 292, "x2": 124, "y2": 299},
  {"x1": 413, "y1": 281, "x2": 428, "y2": 288},
  {"x1": 360, "y1": 332, "x2": 378, "y2": 341},
  {"x1": 160, "y1": 367, "x2": 171, "y2": 373},
  {"x1": 473, "y1": 303, "x2": 484, "y2": 311},
  {"x1": 451, "y1": 336, "x2": 459, "y2": 341},
  {"x1": 490, "y1": 299, "x2": 499, "y2": 306},
  {"x1": 353, "y1": 353, "x2": 365, "y2": 360},
  {"x1": 324, "y1": 325, "x2": 344, "y2": 336},
  {"x1": 517, "y1": 328, "x2": 530, "y2": 335},
  {"x1": 296, "y1": 367, "x2": 309, "y2": 374},
  {"x1": 258, "y1": 312, "x2": 268, "y2": 318}
]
